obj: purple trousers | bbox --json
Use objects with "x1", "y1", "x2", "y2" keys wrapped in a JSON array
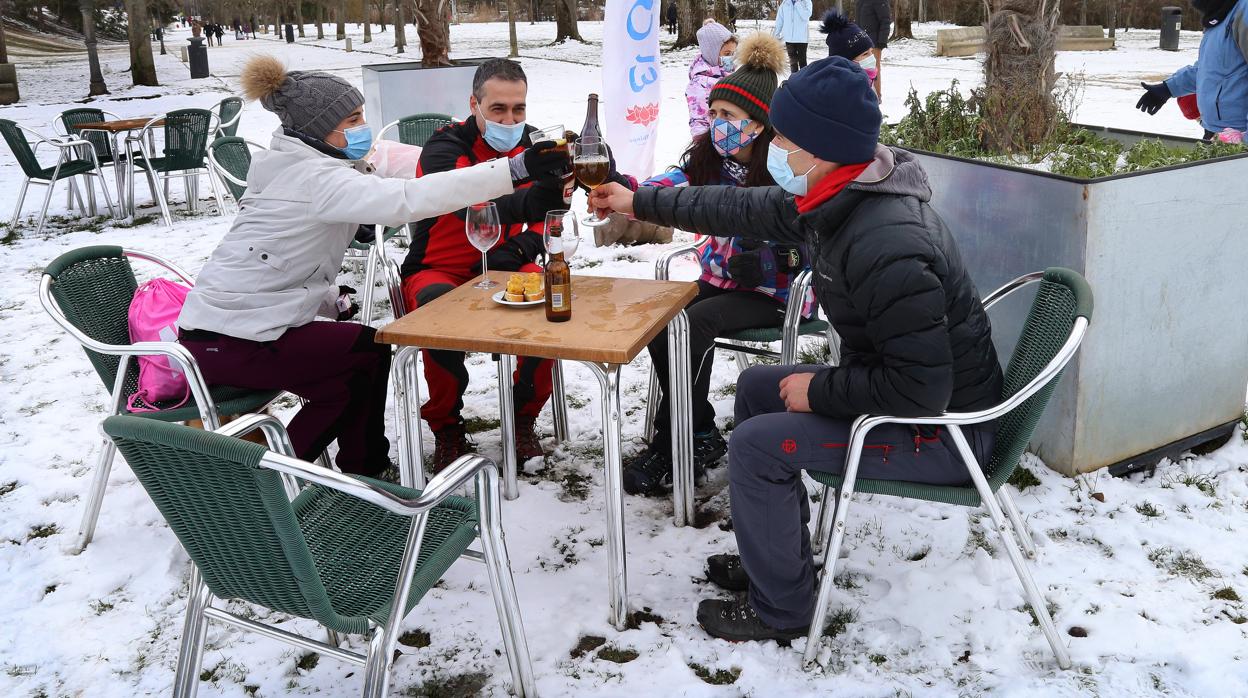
[{"x1": 181, "y1": 321, "x2": 392, "y2": 476}]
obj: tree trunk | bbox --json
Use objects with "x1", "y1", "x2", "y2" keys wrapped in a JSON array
[
  {"x1": 337, "y1": 1, "x2": 346, "y2": 38},
  {"x1": 317, "y1": 3, "x2": 325, "y2": 37},
  {"x1": 553, "y1": 0, "x2": 580, "y2": 42},
  {"x1": 0, "y1": 0, "x2": 9, "y2": 64},
  {"x1": 125, "y1": 0, "x2": 159, "y2": 86},
  {"x1": 296, "y1": 1, "x2": 306, "y2": 36},
  {"x1": 675, "y1": 0, "x2": 698, "y2": 48},
  {"x1": 82, "y1": 0, "x2": 108, "y2": 94},
  {"x1": 891, "y1": 0, "x2": 913, "y2": 39},
  {"x1": 1079, "y1": 0, "x2": 1086, "y2": 25},
  {"x1": 395, "y1": 0, "x2": 406, "y2": 51},
  {"x1": 506, "y1": 0, "x2": 518, "y2": 54},
  {"x1": 363, "y1": 4, "x2": 372, "y2": 41},
  {"x1": 1107, "y1": 0, "x2": 1116, "y2": 38},
  {"x1": 714, "y1": 0, "x2": 729, "y2": 26},
  {"x1": 414, "y1": 0, "x2": 451, "y2": 65},
  {"x1": 981, "y1": 0, "x2": 1060, "y2": 153},
  {"x1": 378, "y1": 0, "x2": 387, "y2": 29}
]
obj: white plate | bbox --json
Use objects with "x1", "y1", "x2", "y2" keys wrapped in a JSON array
[{"x1": 492, "y1": 290, "x2": 544, "y2": 307}]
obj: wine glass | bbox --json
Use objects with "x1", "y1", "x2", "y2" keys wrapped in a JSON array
[
  {"x1": 533, "y1": 124, "x2": 565, "y2": 145},
  {"x1": 573, "y1": 137, "x2": 611, "y2": 228},
  {"x1": 542, "y1": 209, "x2": 580, "y2": 259},
  {"x1": 465, "y1": 201, "x2": 502, "y2": 289}
]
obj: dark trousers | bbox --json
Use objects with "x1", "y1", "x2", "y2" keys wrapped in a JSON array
[
  {"x1": 647, "y1": 281, "x2": 786, "y2": 447},
  {"x1": 182, "y1": 321, "x2": 393, "y2": 476},
  {"x1": 728, "y1": 364, "x2": 995, "y2": 628},
  {"x1": 401, "y1": 268, "x2": 553, "y2": 432},
  {"x1": 785, "y1": 42, "x2": 809, "y2": 72}
]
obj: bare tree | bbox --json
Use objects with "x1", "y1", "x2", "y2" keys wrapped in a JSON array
[
  {"x1": 125, "y1": 0, "x2": 159, "y2": 86},
  {"x1": 553, "y1": 0, "x2": 580, "y2": 42},
  {"x1": 892, "y1": 0, "x2": 913, "y2": 39},
  {"x1": 714, "y1": 0, "x2": 729, "y2": 25},
  {"x1": 317, "y1": 2, "x2": 325, "y2": 37},
  {"x1": 414, "y1": 0, "x2": 451, "y2": 65},
  {"x1": 336, "y1": 0, "x2": 346, "y2": 38},
  {"x1": 296, "y1": 0, "x2": 306, "y2": 36},
  {"x1": 395, "y1": 0, "x2": 407, "y2": 51},
  {"x1": 363, "y1": 0, "x2": 372, "y2": 41},
  {"x1": 981, "y1": 0, "x2": 1061, "y2": 153},
  {"x1": 675, "y1": 0, "x2": 703, "y2": 49}
]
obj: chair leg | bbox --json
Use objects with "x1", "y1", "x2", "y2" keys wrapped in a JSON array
[
  {"x1": 802, "y1": 479, "x2": 855, "y2": 668},
  {"x1": 551, "y1": 360, "x2": 569, "y2": 443},
  {"x1": 150, "y1": 168, "x2": 174, "y2": 228},
  {"x1": 361, "y1": 242, "x2": 379, "y2": 325},
  {"x1": 205, "y1": 169, "x2": 226, "y2": 215},
  {"x1": 643, "y1": 365, "x2": 659, "y2": 443},
  {"x1": 83, "y1": 174, "x2": 98, "y2": 217},
  {"x1": 998, "y1": 485, "x2": 1038, "y2": 559},
  {"x1": 733, "y1": 350, "x2": 750, "y2": 374},
  {"x1": 34, "y1": 180, "x2": 57, "y2": 236},
  {"x1": 810, "y1": 483, "x2": 836, "y2": 558},
  {"x1": 325, "y1": 628, "x2": 341, "y2": 648},
  {"x1": 95, "y1": 171, "x2": 118, "y2": 219},
  {"x1": 360, "y1": 624, "x2": 391, "y2": 698},
  {"x1": 950, "y1": 427, "x2": 1072, "y2": 670},
  {"x1": 10, "y1": 178, "x2": 29, "y2": 228},
  {"x1": 479, "y1": 469, "x2": 536, "y2": 697},
  {"x1": 173, "y1": 567, "x2": 213, "y2": 698},
  {"x1": 69, "y1": 435, "x2": 117, "y2": 554}
]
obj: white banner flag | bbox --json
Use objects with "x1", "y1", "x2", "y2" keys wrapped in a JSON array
[{"x1": 602, "y1": 0, "x2": 661, "y2": 180}]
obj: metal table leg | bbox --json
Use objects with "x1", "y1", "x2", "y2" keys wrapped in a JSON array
[
  {"x1": 392, "y1": 346, "x2": 426, "y2": 489},
  {"x1": 551, "y1": 360, "x2": 569, "y2": 443},
  {"x1": 583, "y1": 362, "x2": 629, "y2": 631},
  {"x1": 666, "y1": 310, "x2": 694, "y2": 527},
  {"x1": 496, "y1": 354, "x2": 519, "y2": 500}
]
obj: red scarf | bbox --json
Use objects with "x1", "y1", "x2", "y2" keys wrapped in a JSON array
[{"x1": 794, "y1": 161, "x2": 871, "y2": 214}]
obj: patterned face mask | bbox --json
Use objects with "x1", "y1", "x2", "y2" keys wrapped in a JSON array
[{"x1": 710, "y1": 117, "x2": 759, "y2": 158}]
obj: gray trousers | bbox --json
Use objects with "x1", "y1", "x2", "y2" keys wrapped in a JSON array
[{"x1": 728, "y1": 364, "x2": 995, "y2": 629}]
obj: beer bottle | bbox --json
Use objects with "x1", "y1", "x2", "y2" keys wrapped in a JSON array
[
  {"x1": 544, "y1": 221, "x2": 572, "y2": 323},
  {"x1": 560, "y1": 130, "x2": 577, "y2": 207},
  {"x1": 581, "y1": 93, "x2": 601, "y2": 141}
]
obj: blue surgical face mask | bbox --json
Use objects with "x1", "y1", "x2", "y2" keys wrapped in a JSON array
[
  {"x1": 767, "y1": 142, "x2": 817, "y2": 196},
  {"x1": 337, "y1": 123, "x2": 372, "y2": 159},
  {"x1": 478, "y1": 105, "x2": 526, "y2": 152},
  {"x1": 720, "y1": 56, "x2": 735, "y2": 72}
]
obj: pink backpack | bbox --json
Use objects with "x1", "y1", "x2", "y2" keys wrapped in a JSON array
[{"x1": 127, "y1": 278, "x2": 192, "y2": 411}]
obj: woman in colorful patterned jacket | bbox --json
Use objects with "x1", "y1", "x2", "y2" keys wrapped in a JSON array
[{"x1": 625, "y1": 32, "x2": 815, "y2": 496}]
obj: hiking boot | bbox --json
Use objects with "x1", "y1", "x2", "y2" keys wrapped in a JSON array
[
  {"x1": 696, "y1": 598, "x2": 809, "y2": 643},
  {"x1": 432, "y1": 422, "x2": 473, "y2": 473},
  {"x1": 515, "y1": 417, "x2": 545, "y2": 462},
  {"x1": 695, "y1": 430, "x2": 727, "y2": 468},
  {"x1": 622, "y1": 445, "x2": 673, "y2": 496},
  {"x1": 705, "y1": 553, "x2": 750, "y2": 592}
]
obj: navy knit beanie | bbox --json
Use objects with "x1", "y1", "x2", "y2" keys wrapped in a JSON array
[
  {"x1": 770, "y1": 56, "x2": 880, "y2": 164},
  {"x1": 819, "y1": 12, "x2": 874, "y2": 61}
]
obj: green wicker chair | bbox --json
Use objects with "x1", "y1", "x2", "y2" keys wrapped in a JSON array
[
  {"x1": 214, "y1": 96, "x2": 243, "y2": 138},
  {"x1": 129, "y1": 108, "x2": 226, "y2": 227},
  {"x1": 642, "y1": 243, "x2": 834, "y2": 443},
  {"x1": 100, "y1": 414, "x2": 535, "y2": 698},
  {"x1": 376, "y1": 112, "x2": 454, "y2": 147},
  {"x1": 801, "y1": 267, "x2": 1093, "y2": 671},
  {"x1": 56, "y1": 107, "x2": 125, "y2": 214},
  {"x1": 206, "y1": 136, "x2": 264, "y2": 204},
  {"x1": 38, "y1": 245, "x2": 281, "y2": 553},
  {"x1": 1, "y1": 118, "x2": 116, "y2": 234}
]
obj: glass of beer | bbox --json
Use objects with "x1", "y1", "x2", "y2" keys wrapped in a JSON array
[
  {"x1": 573, "y1": 137, "x2": 611, "y2": 228},
  {"x1": 465, "y1": 201, "x2": 502, "y2": 289}
]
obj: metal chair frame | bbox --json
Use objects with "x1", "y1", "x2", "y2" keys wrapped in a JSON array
[
  {"x1": 212, "y1": 96, "x2": 244, "y2": 138},
  {"x1": 5, "y1": 121, "x2": 117, "y2": 234},
  {"x1": 128, "y1": 111, "x2": 227, "y2": 228},
  {"x1": 38, "y1": 248, "x2": 278, "y2": 553},
  {"x1": 801, "y1": 270, "x2": 1087, "y2": 671},
  {"x1": 642, "y1": 241, "x2": 837, "y2": 441},
  {"x1": 206, "y1": 137, "x2": 267, "y2": 213},
  {"x1": 55, "y1": 108, "x2": 123, "y2": 216},
  {"x1": 376, "y1": 113, "x2": 455, "y2": 147},
  {"x1": 120, "y1": 414, "x2": 536, "y2": 698}
]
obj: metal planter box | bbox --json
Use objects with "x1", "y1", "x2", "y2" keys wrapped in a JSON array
[
  {"x1": 909, "y1": 126, "x2": 1248, "y2": 475},
  {"x1": 361, "y1": 59, "x2": 492, "y2": 129}
]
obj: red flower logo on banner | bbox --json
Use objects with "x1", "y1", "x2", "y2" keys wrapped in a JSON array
[{"x1": 625, "y1": 102, "x2": 660, "y2": 127}]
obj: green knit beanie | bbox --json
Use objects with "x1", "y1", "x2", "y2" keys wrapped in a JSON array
[{"x1": 708, "y1": 33, "x2": 787, "y2": 127}]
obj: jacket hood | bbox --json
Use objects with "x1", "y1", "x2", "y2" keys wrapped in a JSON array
[{"x1": 847, "y1": 145, "x2": 932, "y2": 202}]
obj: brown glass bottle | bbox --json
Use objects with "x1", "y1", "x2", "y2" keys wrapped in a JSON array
[
  {"x1": 581, "y1": 93, "x2": 601, "y2": 141},
  {"x1": 545, "y1": 222, "x2": 572, "y2": 322}
]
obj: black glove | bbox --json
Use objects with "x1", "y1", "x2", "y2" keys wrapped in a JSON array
[
  {"x1": 509, "y1": 140, "x2": 570, "y2": 182},
  {"x1": 523, "y1": 175, "x2": 568, "y2": 221},
  {"x1": 335, "y1": 285, "x2": 359, "y2": 321},
  {"x1": 1136, "y1": 82, "x2": 1171, "y2": 115},
  {"x1": 478, "y1": 231, "x2": 546, "y2": 273},
  {"x1": 353, "y1": 224, "x2": 376, "y2": 245},
  {"x1": 726, "y1": 251, "x2": 765, "y2": 289}
]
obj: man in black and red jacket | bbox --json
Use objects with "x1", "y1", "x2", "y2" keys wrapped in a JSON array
[{"x1": 400, "y1": 58, "x2": 629, "y2": 471}]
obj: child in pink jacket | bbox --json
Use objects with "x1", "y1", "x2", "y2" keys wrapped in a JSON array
[{"x1": 686, "y1": 21, "x2": 737, "y2": 137}]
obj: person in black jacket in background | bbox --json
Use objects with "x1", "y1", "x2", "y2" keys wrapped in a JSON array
[{"x1": 589, "y1": 57, "x2": 1002, "y2": 643}]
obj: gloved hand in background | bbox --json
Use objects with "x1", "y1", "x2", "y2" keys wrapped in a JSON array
[
  {"x1": 509, "y1": 140, "x2": 570, "y2": 182},
  {"x1": 335, "y1": 285, "x2": 359, "y2": 321},
  {"x1": 726, "y1": 239, "x2": 766, "y2": 289},
  {"x1": 1136, "y1": 82, "x2": 1172, "y2": 115},
  {"x1": 477, "y1": 231, "x2": 546, "y2": 273}
]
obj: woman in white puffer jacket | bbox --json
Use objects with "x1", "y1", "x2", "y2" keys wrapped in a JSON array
[{"x1": 179, "y1": 55, "x2": 566, "y2": 478}]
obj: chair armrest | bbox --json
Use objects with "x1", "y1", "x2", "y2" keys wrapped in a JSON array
[
  {"x1": 214, "y1": 413, "x2": 297, "y2": 457},
  {"x1": 256, "y1": 451, "x2": 499, "y2": 518},
  {"x1": 654, "y1": 241, "x2": 700, "y2": 281},
  {"x1": 982, "y1": 271, "x2": 1045, "y2": 310},
  {"x1": 123, "y1": 248, "x2": 196, "y2": 284}
]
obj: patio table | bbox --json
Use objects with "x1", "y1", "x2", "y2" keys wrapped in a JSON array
[
  {"x1": 75, "y1": 117, "x2": 163, "y2": 222},
  {"x1": 376, "y1": 271, "x2": 698, "y2": 630}
]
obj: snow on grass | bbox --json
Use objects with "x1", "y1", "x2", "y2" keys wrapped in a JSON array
[{"x1": 2, "y1": 19, "x2": 1247, "y2": 698}]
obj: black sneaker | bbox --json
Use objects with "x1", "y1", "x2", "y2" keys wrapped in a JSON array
[
  {"x1": 695, "y1": 430, "x2": 727, "y2": 468},
  {"x1": 705, "y1": 553, "x2": 749, "y2": 592},
  {"x1": 622, "y1": 445, "x2": 673, "y2": 496},
  {"x1": 696, "y1": 598, "x2": 809, "y2": 643}
]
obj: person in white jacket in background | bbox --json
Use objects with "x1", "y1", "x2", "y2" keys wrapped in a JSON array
[
  {"x1": 178, "y1": 55, "x2": 567, "y2": 479},
  {"x1": 773, "y1": 0, "x2": 813, "y2": 72}
]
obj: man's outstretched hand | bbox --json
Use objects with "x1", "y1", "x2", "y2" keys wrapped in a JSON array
[{"x1": 588, "y1": 182, "x2": 635, "y2": 219}]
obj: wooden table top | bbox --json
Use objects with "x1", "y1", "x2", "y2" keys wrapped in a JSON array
[
  {"x1": 377, "y1": 272, "x2": 698, "y2": 364},
  {"x1": 75, "y1": 118, "x2": 163, "y2": 133}
]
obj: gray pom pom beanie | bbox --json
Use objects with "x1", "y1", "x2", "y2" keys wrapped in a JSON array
[{"x1": 262, "y1": 70, "x2": 364, "y2": 141}]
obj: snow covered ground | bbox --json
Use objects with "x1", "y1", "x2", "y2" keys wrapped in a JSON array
[{"x1": 2, "y1": 19, "x2": 1247, "y2": 698}]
